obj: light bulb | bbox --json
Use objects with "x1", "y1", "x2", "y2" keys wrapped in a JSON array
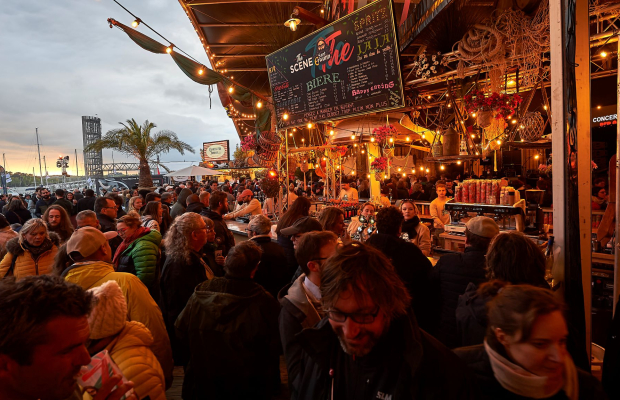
[
  {"x1": 352, "y1": 171, "x2": 355, "y2": 175},
  {"x1": 198, "y1": 68, "x2": 204, "y2": 75},
  {"x1": 361, "y1": 149, "x2": 365, "y2": 154},
  {"x1": 511, "y1": 119, "x2": 517, "y2": 124},
  {"x1": 426, "y1": 168, "x2": 430, "y2": 173},
  {"x1": 496, "y1": 140, "x2": 502, "y2": 145},
  {"x1": 289, "y1": 20, "x2": 297, "y2": 31},
  {"x1": 132, "y1": 19, "x2": 140, "y2": 28},
  {"x1": 543, "y1": 105, "x2": 548, "y2": 110},
  {"x1": 166, "y1": 45, "x2": 173, "y2": 54},
  {"x1": 370, "y1": 137, "x2": 375, "y2": 142},
  {"x1": 420, "y1": 167, "x2": 424, "y2": 171},
  {"x1": 367, "y1": 174, "x2": 371, "y2": 178},
  {"x1": 403, "y1": 173, "x2": 406, "y2": 177},
  {"x1": 457, "y1": 161, "x2": 462, "y2": 165},
  {"x1": 384, "y1": 175, "x2": 387, "y2": 179},
  {"x1": 256, "y1": 101, "x2": 263, "y2": 108},
  {"x1": 398, "y1": 167, "x2": 402, "y2": 172},
  {"x1": 472, "y1": 113, "x2": 476, "y2": 117},
  {"x1": 601, "y1": 51, "x2": 608, "y2": 58},
  {"x1": 301, "y1": 138, "x2": 305, "y2": 142},
  {"x1": 283, "y1": 113, "x2": 289, "y2": 120},
  {"x1": 534, "y1": 154, "x2": 540, "y2": 160},
  {"x1": 471, "y1": 134, "x2": 475, "y2": 138},
  {"x1": 289, "y1": 133, "x2": 293, "y2": 137},
  {"x1": 329, "y1": 129, "x2": 334, "y2": 136},
  {"x1": 447, "y1": 103, "x2": 452, "y2": 108},
  {"x1": 440, "y1": 165, "x2": 445, "y2": 170},
  {"x1": 307, "y1": 122, "x2": 313, "y2": 129},
  {"x1": 597, "y1": 105, "x2": 602, "y2": 110},
  {"x1": 389, "y1": 138, "x2": 394, "y2": 143},
  {"x1": 351, "y1": 134, "x2": 356, "y2": 140},
  {"x1": 228, "y1": 86, "x2": 234, "y2": 93},
  {"x1": 406, "y1": 136, "x2": 410, "y2": 141}
]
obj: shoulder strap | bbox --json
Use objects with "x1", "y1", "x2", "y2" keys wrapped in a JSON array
[{"x1": 3, "y1": 254, "x2": 18, "y2": 279}]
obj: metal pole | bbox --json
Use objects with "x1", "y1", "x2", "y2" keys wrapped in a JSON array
[
  {"x1": 285, "y1": 129, "x2": 289, "y2": 210},
  {"x1": 43, "y1": 156, "x2": 48, "y2": 186},
  {"x1": 33, "y1": 168, "x2": 36, "y2": 188},
  {"x1": 75, "y1": 149, "x2": 79, "y2": 178},
  {"x1": 2, "y1": 153, "x2": 7, "y2": 195},
  {"x1": 614, "y1": 35, "x2": 620, "y2": 314},
  {"x1": 36, "y1": 128, "x2": 43, "y2": 187}
]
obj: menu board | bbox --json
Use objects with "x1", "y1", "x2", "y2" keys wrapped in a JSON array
[{"x1": 266, "y1": 0, "x2": 404, "y2": 128}]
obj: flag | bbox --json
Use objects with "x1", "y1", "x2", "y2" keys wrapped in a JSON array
[
  {"x1": 87, "y1": 177, "x2": 92, "y2": 185},
  {"x1": 5, "y1": 173, "x2": 11, "y2": 183}
]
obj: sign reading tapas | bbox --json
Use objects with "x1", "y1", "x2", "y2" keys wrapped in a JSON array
[
  {"x1": 202, "y1": 140, "x2": 230, "y2": 163},
  {"x1": 266, "y1": 0, "x2": 404, "y2": 128}
]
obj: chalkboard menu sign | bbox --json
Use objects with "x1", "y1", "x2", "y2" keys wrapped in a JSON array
[{"x1": 266, "y1": 0, "x2": 404, "y2": 128}]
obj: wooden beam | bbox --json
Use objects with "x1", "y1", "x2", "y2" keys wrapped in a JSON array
[
  {"x1": 189, "y1": 0, "x2": 322, "y2": 5},
  {"x1": 224, "y1": 68, "x2": 267, "y2": 72},
  {"x1": 198, "y1": 22, "x2": 313, "y2": 27},
  {"x1": 206, "y1": 43, "x2": 272, "y2": 47},
  {"x1": 212, "y1": 54, "x2": 267, "y2": 58}
]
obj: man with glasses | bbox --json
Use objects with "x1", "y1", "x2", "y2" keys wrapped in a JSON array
[
  {"x1": 279, "y1": 231, "x2": 338, "y2": 383},
  {"x1": 94, "y1": 197, "x2": 122, "y2": 254},
  {"x1": 291, "y1": 243, "x2": 475, "y2": 399}
]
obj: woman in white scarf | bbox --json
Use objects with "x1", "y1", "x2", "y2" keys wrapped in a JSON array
[{"x1": 455, "y1": 283, "x2": 606, "y2": 400}]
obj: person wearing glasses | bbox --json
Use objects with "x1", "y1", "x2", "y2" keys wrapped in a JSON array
[
  {"x1": 290, "y1": 242, "x2": 475, "y2": 399},
  {"x1": 279, "y1": 231, "x2": 338, "y2": 384},
  {"x1": 175, "y1": 240, "x2": 281, "y2": 399},
  {"x1": 94, "y1": 196, "x2": 123, "y2": 254},
  {"x1": 159, "y1": 213, "x2": 213, "y2": 365}
]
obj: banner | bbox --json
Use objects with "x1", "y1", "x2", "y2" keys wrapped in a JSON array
[
  {"x1": 266, "y1": 0, "x2": 404, "y2": 128},
  {"x1": 203, "y1": 140, "x2": 230, "y2": 163}
]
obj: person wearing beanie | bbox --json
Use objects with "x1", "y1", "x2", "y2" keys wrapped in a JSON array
[
  {"x1": 60, "y1": 226, "x2": 173, "y2": 389},
  {"x1": 87, "y1": 281, "x2": 166, "y2": 400},
  {"x1": 431, "y1": 216, "x2": 500, "y2": 349},
  {"x1": 223, "y1": 189, "x2": 262, "y2": 220}
]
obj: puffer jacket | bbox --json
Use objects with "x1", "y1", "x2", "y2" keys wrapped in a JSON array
[
  {"x1": 117, "y1": 230, "x2": 162, "y2": 289},
  {"x1": 62, "y1": 261, "x2": 173, "y2": 389},
  {"x1": 0, "y1": 227, "x2": 18, "y2": 258},
  {"x1": 101, "y1": 321, "x2": 166, "y2": 400},
  {"x1": 0, "y1": 233, "x2": 60, "y2": 278}
]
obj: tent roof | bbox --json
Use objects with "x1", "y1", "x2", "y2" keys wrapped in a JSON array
[{"x1": 165, "y1": 165, "x2": 220, "y2": 176}]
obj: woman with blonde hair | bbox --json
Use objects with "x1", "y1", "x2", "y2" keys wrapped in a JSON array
[
  {"x1": 0, "y1": 218, "x2": 59, "y2": 278},
  {"x1": 127, "y1": 196, "x2": 144, "y2": 215},
  {"x1": 400, "y1": 200, "x2": 431, "y2": 256}
]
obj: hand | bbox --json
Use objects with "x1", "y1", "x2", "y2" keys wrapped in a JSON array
[
  {"x1": 215, "y1": 256, "x2": 225, "y2": 266},
  {"x1": 93, "y1": 374, "x2": 136, "y2": 400}
]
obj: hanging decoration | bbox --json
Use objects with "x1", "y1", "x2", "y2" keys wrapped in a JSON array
[
  {"x1": 370, "y1": 157, "x2": 388, "y2": 181},
  {"x1": 260, "y1": 173, "x2": 280, "y2": 198},
  {"x1": 464, "y1": 89, "x2": 522, "y2": 128},
  {"x1": 519, "y1": 112, "x2": 546, "y2": 142}
]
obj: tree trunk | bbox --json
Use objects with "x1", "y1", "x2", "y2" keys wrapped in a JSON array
[{"x1": 138, "y1": 158, "x2": 153, "y2": 189}]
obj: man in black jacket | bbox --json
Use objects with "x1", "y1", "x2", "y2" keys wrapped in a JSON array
[
  {"x1": 279, "y1": 231, "x2": 338, "y2": 384},
  {"x1": 291, "y1": 243, "x2": 475, "y2": 400},
  {"x1": 431, "y1": 216, "x2": 499, "y2": 349},
  {"x1": 247, "y1": 214, "x2": 288, "y2": 298},
  {"x1": 175, "y1": 240, "x2": 281, "y2": 400},
  {"x1": 94, "y1": 196, "x2": 122, "y2": 255},
  {"x1": 76, "y1": 189, "x2": 96, "y2": 212},
  {"x1": 202, "y1": 190, "x2": 235, "y2": 256},
  {"x1": 34, "y1": 188, "x2": 55, "y2": 217},
  {"x1": 185, "y1": 194, "x2": 203, "y2": 214},
  {"x1": 365, "y1": 206, "x2": 437, "y2": 333},
  {"x1": 52, "y1": 189, "x2": 73, "y2": 216}
]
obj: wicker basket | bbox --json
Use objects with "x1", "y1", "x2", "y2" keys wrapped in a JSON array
[{"x1": 477, "y1": 111, "x2": 493, "y2": 128}]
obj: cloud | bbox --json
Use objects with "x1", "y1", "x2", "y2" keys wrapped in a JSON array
[{"x1": 0, "y1": 0, "x2": 239, "y2": 175}]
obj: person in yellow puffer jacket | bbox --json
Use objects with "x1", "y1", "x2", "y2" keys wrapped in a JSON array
[
  {"x1": 0, "y1": 218, "x2": 59, "y2": 278},
  {"x1": 85, "y1": 280, "x2": 166, "y2": 400}
]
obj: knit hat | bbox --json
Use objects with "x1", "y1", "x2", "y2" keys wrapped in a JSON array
[
  {"x1": 87, "y1": 281, "x2": 127, "y2": 339},
  {"x1": 66, "y1": 227, "x2": 108, "y2": 258},
  {"x1": 466, "y1": 216, "x2": 500, "y2": 239}
]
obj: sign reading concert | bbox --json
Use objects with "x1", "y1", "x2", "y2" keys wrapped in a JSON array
[
  {"x1": 266, "y1": 0, "x2": 404, "y2": 128},
  {"x1": 202, "y1": 140, "x2": 230, "y2": 163}
]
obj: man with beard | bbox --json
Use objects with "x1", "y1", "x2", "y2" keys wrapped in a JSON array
[
  {"x1": 291, "y1": 243, "x2": 475, "y2": 400},
  {"x1": 42, "y1": 205, "x2": 74, "y2": 244},
  {"x1": 0, "y1": 275, "x2": 135, "y2": 400},
  {"x1": 35, "y1": 188, "x2": 56, "y2": 217},
  {"x1": 95, "y1": 196, "x2": 123, "y2": 255}
]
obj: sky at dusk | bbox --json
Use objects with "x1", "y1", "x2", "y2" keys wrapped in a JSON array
[{"x1": 0, "y1": 0, "x2": 239, "y2": 177}]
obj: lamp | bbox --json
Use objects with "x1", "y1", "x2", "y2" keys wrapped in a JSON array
[
  {"x1": 131, "y1": 18, "x2": 141, "y2": 28},
  {"x1": 166, "y1": 44, "x2": 174, "y2": 54},
  {"x1": 284, "y1": 14, "x2": 301, "y2": 31}
]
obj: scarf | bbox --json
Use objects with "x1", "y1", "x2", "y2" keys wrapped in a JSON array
[
  {"x1": 401, "y1": 216, "x2": 420, "y2": 240},
  {"x1": 22, "y1": 238, "x2": 53, "y2": 260},
  {"x1": 484, "y1": 340, "x2": 578, "y2": 400},
  {"x1": 112, "y1": 226, "x2": 151, "y2": 267}
]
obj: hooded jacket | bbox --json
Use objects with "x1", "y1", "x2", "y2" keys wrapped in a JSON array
[
  {"x1": 431, "y1": 247, "x2": 488, "y2": 349},
  {"x1": 175, "y1": 276, "x2": 281, "y2": 400},
  {"x1": 170, "y1": 188, "x2": 192, "y2": 219},
  {"x1": 365, "y1": 233, "x2": 439, "y2": 334},
  {"x1": 99, "y1": 321, "x2": 166, "y2": 400},
  {"x1": 185, "y1": 201, "x2": 204, "y2": 214},
  {"x1": 201, "y1": 209, "x2": 235, "y2": 256},
  {"x1": 116, "y1": 229, "x2": 162, "y2": 289},
  {"x1": 0, "y1": 233, "x2": 60, "y2": 278},
  {"x1": 291, "y1": 310, "x2": 476, "y2": 400},
  {"x1": 278, "y1": 273, "x2": 323, "y2": 383},
  {"x1": 62, "y1": 261, "x2": 173, "y2": 388}
]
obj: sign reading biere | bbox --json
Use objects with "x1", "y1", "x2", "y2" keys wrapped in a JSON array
[
  {"x1": 266, "y1": 0, "x2": 404, "y2": 128},
  {"x1": 202, "y1": 140, "x2": 230, "y2": 163}
]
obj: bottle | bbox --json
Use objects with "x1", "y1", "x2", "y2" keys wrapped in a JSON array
[{"x1": 544, "y1": 236, "x2": 554, "y2": 287}]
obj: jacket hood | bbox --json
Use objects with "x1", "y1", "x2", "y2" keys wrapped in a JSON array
[
  {"x1": 110, "y1": 321, "x2": 154, "y2": 351},
  {"x1": 203, "y1": 209, "x2": 223, "y2": 221},
  {"x1": 281, "y1": 273, "x2": 309, "y2": 309},
  {"x1": 5, "y1": 232, "x2": 61, "y2": 256},
  {"x1": 134, "y1": 229, "x2": 162, "y2": 246},
  {"x1": 192, "y1": 277, "x2": 268, "y2": 322},
  {"x1": 460, "y1": 282, "x2": 488, "y2": 326},
  {"x1": 185, "y1": 202, "x2": 204, "y2": 214},
  {"x1": 62, "y1": 261, "x2": 116, "y2": 290},
  {"x1": 177, "y1": 189, "x2": 193, "y2": 206}
]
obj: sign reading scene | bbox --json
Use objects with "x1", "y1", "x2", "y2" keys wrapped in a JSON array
[
  {"x1": 266, "y1": 0, "x2": 404, "y2": 128},
  {"x1": 202, "y1": 140, "x2": 230, "y2": 163}
]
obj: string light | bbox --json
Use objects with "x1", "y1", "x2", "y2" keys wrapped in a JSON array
[
  {"x1": 601, "y1": 50, "x2": 608, "y2": 58},
  {"x1": 166, "y1": 44, "x2": 174, "y2": 54},
  {"x1": 389, "y1": 138, "x2": 394, "y2": 143},
  {"x1": 228, "y1": 86, "x2": 234, "y2": 93},
  {"x1": 282, "y1": 113, "x2": 289, "y2": 120},
  {"x1": 307, "y1": 122, "x2": 313, "y2": 129},
  {"x1": 420, "y1": 166, "x2": 424, "y2": 171},
  {"x1": 470, "y1": 134, "x2": 475, "y2": 139},
  {"x1": 367, "y1": 174, "x2": 371, "y2": 178},
  {"x1": 402, "y1": 173, "x2": 406, "y2": 177},
  {"x1": 370, "y1": 137, "x2": 375, "y2": 142},
  {"x1": 426, "y1": 168, "x2": 430, "y2": 173},
  {"x1": 361, "y1": 149, "x2": 365, "y2": 154},
  {"x1": 496, "y1": 139, "x2": 502, "y2": 145},
  {"x1": 457, "y1": 161, "x2": 462, "y2": 165},
  {"x1": 440, "y1": 165, "x2": 445, "y2": 170},
  {"x1": 406, "y1": 136, "x2": 410, "y2": 141},
  {"x1": 289, "y1": 132, "x2": 293, "y2": 137},
  {"x1": 511, "y1": 119, "x2": 517, "y2": 124},
  {"x1": 132, "y1": 19, "x2": 141, "y2": 28},
  {"x1": 398, "y1": 167, "x2": 402, "y2": 172},
  {"x1": 543, "y1": 105, "x2": 548, "y2": 110},
  {"x1": 350, "y1": 134, "x2": 356, "y2": 140},
  {"x1": 351, "y1": 171, "x2": 356, "y2": 175},
  {"x1": 198, "y1": 67, "x2": 204, "y2": 75},
  {"x1": 256, "y1": 101, "x2": 263, "y2": 108},
  {"x1": 472, "y1": 112, "x2": 476, "y2": 117},
  {"x1": 329, "y1": 129, "x2": 334, "y2": 136},
  {"x1": 447, "y1": 103, "x2": 452, "y2": 108},
  {"x1": 534, "y1": 154, "x2": 540, "y2": 160}
]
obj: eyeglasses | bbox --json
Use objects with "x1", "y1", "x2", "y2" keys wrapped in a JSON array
[
  {"x1": 326, "y1": 307, "x2": 380, "y2": 324},
  {"x1": 117, "y1": 228, "x2": 128, "y2": 234}
]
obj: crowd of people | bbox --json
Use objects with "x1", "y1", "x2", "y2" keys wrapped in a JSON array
[{"x1": 0, "y1": 175, "x2": 616, "y2": 400}]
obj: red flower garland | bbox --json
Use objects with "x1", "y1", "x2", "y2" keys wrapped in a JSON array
[
  {"x1": 370, "y1": 156, "x2": 388, "y2": 173},
  {"x1": 372, "y1": 125, "x2": 398, "y2": 142},
  {"x1": 464, "y1": 89, "x2": 522, "y2": 119}
]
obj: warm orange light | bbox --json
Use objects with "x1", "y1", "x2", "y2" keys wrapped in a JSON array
[
  {"x1": 329, "y1": 130, "x2": 334, "y2": 136},
  {"x1": 282, "y1": 113, "x2": 289, "y2": 120},
  {"x1": 228, "y1": 86, "x2": 234, "y2": 93},
  {"x1": 256, "y1": 101, "x2": 263, "y2": 109}
]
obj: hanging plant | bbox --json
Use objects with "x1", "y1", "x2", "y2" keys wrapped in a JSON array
[
  {"x1": 464, "y1": 89, "x2": 522, "y2": 119},
  {"x1": 260, "y1": 174, "x2": 280, "y2": 198},
  {"x1": 372, "y1": 124, "x2": 398, "y2": 143},
  {"x1": 370, "y1": 156, "x2": 388, "y2": 173},
  {"x1": 240, "y1": 134, "x2": 258, "y2": 151}
]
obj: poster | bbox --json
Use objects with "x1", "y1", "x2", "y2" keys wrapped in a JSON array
[
  {"x1": 266, "y1": 0, "x2": 404, "y2": 128},
  {"x1": 202, "y1": 140, "x2": 230, "y2": 163}
]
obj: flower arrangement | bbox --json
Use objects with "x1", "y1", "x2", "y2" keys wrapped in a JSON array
[
  {"x1": 336, "y1": 146, "x2": 348, "y2": 157},
  {"x1": 370, "y1": 156, "x2": 388, "y2": 173},
  {"x1": 372, "y1": 124, "x2": 398, "y2": 142},
  {"x1": 260, "y1": 174, "x2": 280, "y2": 198},
  {"x1": 464, "y1": 89, "x2": 522, "y2": 119},
  {"x1": 240, "y1": 134, "x2": 257, "y2": 151}
]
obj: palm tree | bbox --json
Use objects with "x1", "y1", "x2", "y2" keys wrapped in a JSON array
[{"x1": 84, "y1": 119, "x2": 194, "y2": 188}]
